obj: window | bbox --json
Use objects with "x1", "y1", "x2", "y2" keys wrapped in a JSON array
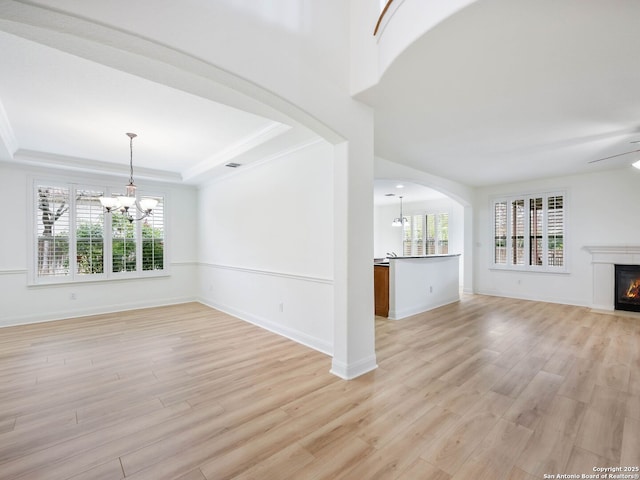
[
  {"x1": 34, "y1": 181, "x2": 165, "y2": 283},
  {"x1": 403, "y1": 213, "x2": 449, "y2": 256},
  {"x1": 492, "y1": 192, "x2": 565, "y2": 271}
]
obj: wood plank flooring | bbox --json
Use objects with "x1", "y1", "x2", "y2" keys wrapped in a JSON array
[{"x1": 0, "y1": 296, "x2": 639, "y2": 479}]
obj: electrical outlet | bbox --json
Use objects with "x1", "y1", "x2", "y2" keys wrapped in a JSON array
[
  {"x1": 69, "y1": 292, "x2": 76, "y2": 300},
  {"x1": 429, "y1": 286, "x2": 433, "y2": 293},
  {"x1": 279, "y1": 302, "x2": 284, "y2": 312}
]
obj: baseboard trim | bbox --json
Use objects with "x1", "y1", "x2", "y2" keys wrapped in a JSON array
[
  {"x1": 198, "y1": 297, "x2": 333, "y2": 356},
  {"x1": 388, "y1": 296, "x2": 460, "y2": 320},
  {"x1": 474, "y1": 289, "x2": 589, "y2": 308},
  {"x1": 330, "y1": 355, "x2": 378, "y2": 380},
  {"x1": 0, "y1": 296, "x2": 197, "y2": 328}
]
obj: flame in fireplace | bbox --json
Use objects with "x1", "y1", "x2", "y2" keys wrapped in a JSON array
[{"x1": 626, "y1": 279, "x2": 640, "y2": 299}]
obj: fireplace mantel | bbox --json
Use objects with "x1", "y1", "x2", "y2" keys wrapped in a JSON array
[
  {"x1": 584, "y1": 245, "x2": 640, "y2": 260},
  {"x1": 583, "y1": 245, "x2": 640, "y2": 310}
]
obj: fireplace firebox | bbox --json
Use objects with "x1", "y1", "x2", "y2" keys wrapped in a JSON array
[{"x1": 614, "y1": 264, "x2": 640, "y2": 313}]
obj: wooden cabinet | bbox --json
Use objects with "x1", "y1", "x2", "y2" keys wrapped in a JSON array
[{"x1": 374, "y1": 265, "x2": 389, "y2": 317}]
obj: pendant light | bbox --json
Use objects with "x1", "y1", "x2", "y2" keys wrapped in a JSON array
[
  {"x1": 99, "y1": 133, "x2": 158, "y2": 222},
  {"x1": 392, "y1": 195, "x2": 406, "y2": 226}
]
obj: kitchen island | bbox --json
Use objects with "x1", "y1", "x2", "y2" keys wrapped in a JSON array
[{"x1": 374, "y1": 254, "x2": 460, "y2": 320}]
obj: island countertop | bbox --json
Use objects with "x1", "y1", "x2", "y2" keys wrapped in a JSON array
[
  {"x1": 388, "y1": 254, "x2": 461, "y2": 259},
  {"x1": 374, "y1": 254, "x2": 460, "y2": 266}
]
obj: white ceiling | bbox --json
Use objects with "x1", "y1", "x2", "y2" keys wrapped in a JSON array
[
  {"x1": 374, "y1": 179, "x2": 447, "y2": 206},
  {"x1": 358, "y1": 0, "x2": 640, "y2": 187},
  {"x1": 0, "y1": 29, "x2": 316, "y2": 184},
  {"x1": 2, "y1": 1, "x2": 639, "y2": 193}
]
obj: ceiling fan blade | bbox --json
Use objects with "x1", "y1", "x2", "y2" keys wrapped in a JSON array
[{"x1": 588, "y1": 148, "x2": 640, "y2": 163}]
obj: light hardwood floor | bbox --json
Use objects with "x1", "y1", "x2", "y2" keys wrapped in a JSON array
[{"x1": 0, "y1": 296, "x2": 639, "y2": 479}]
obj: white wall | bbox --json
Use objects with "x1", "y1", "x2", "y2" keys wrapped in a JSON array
[
  {"x1": 374, "y1": 203, "x2": 403, "y2": 257},
  {"x1": 473, "y1": 166, "x2": 640, "y2": 306},
  {"x1": 197, "y1": 140, "x2": 335, "y2": 355},
  {"x1": 0, "y1": 163, "x2": 198, "y2": 326}
]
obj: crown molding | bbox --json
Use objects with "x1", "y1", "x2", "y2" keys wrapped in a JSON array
[{"x1": 9, "y1": 149, "x2": 184, "y2": 183}]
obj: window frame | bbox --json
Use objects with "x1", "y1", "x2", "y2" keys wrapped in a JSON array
[
  {"x1": 490, "y1": 190, "x2": 568, "y2": 273},
  {"x1": 30, "y1": 176, "x2": 168, "y2": 286}
]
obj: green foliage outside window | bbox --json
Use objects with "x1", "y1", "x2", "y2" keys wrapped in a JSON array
[
  {"x1": 76, "y1": 222, "x2": 104, "y2": 274},
  {"x1": 74, "y1": 214, "x2": 163, "y2": 274},
  {"x1": 142, "y1": 220, "x2": 164, "y2": 270}
]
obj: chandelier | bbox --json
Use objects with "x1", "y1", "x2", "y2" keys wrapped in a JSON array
[
  {"x1": 392, "y1": 195, "x2": 407, "y2": 226},
  {"x1": 99, "y1": 133, "x2": 158, "y2": 222}
]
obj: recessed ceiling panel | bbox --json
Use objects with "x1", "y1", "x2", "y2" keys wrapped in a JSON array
[{"x1": 0, "y1": 30, "x2": 287, "y2": 178}]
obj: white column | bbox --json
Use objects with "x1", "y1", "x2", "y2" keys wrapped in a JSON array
[{"x1": 331, "y1": 136, "x2": 377, "y2": 379}]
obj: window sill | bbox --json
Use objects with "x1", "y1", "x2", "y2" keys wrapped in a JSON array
[{"x1": 489, "y1": 266, "x2": 570, "y2": 275}]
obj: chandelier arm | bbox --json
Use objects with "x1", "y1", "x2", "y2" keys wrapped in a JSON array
[
  {"x1": 105, "y1": 208, "x2": 149, "y2": 223},
  {"x1": 130, "y1": 211, "x2": 152, "y2": 222}
]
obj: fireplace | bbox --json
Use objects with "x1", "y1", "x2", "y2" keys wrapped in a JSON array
[{"x1": 614, "y1": 264, "x2": 640, "y2": 312}]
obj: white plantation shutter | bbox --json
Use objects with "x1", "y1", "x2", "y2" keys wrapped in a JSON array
[
  {"x1": 402, "y1": 213, "x2": 450, "y2": 256},
  {"x1": 75, "y1": 188, "x2": 104, "y2": 275},
  {"x1": 529, "y1": 197, "x2": 543, "y2": 266},
  {"x1": 412, "y1": 214, "x2": 424, "y2": 256},
  {"x1": 493, "y1": 192, "x2": 565, "y2": 271},
  {"x1": 33, "y1": 180, "x2": 166, "y2": 283},
  {"x1": 402, "y1": 217, "x2": 412, "y2": 256},
  {"x1": 494, "y1": 201, "x2": 507, "y2": 264},
  {"x1": 424, "y1": 213, "x2": 449, "y2": 255},
  {"x1": 426, "y1": 214, "x2": 436, "y2": 255},
  {"x1": 36, "y1": 185, "x2": 70, "y2": 278},
  {"x1": 111, "y1": 202, "x2": 137, "y2": 273},
  {"x1": 141, "y1": 196, "x2": 164, "y2": 271},
  {"x1": 511, "y1": 199, "x2": 525, "y2": 265},
  {"x1": 438, "y1": 213, "x2": 449, "y2": 254},
  {"x1": 547, "y1": 195, "x2": 564, "y2": 267}
]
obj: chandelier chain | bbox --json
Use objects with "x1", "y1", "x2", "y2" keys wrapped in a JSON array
[{"x1": 126, "y1": 132, "x2": 137, "y2": 185}]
